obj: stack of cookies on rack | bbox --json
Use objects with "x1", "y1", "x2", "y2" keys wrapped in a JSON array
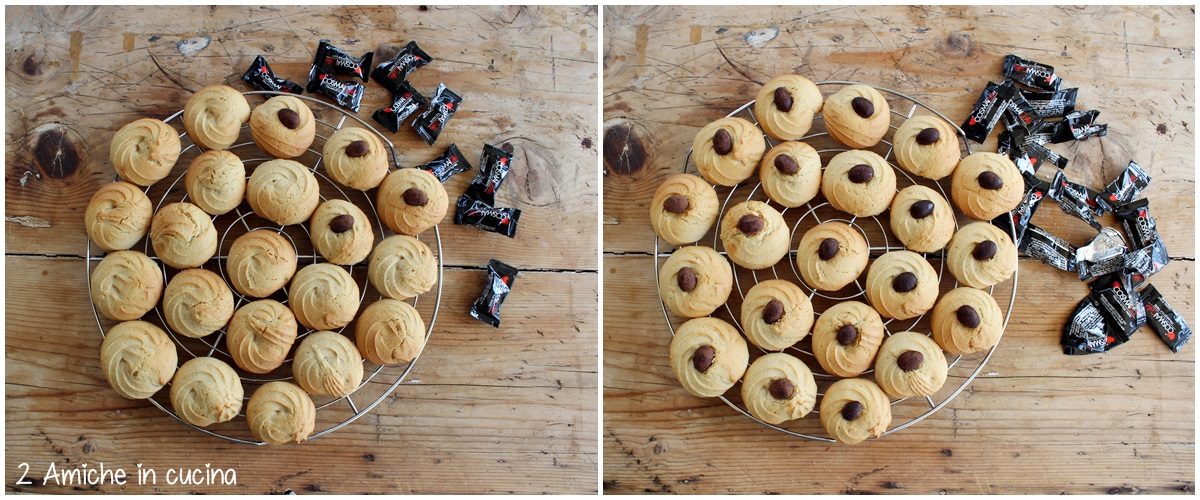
[
  {"x1": 652, "y1": 75, "x2": 1021, "y2": 444},
  {"x1": 85, "y1": 85, "x2": 438, "y2": 445}
]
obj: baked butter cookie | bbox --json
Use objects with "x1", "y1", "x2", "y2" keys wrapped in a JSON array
[
  {"x1": 759, "y1": 141, "x2": 822, "y2": 208},
  {"x1": 368, "y1": 234, "x2": 438, "y2": 300},
  {"x1": 150, "y1": 202, "x2": 218, "y2": 269},
  {"x1": 889, "y1": 185, "x2": 955, "y2": 253},
  {"x1": 310, "y1": 199, "x2": 374, "y2": 266},
  {"x1": 741, "y1": 352, "x2": 818, "y2": 425},
  {"x1": 247, "y1": 381, "x2": 316, "y2": 445},
  {"x1": 356, "y1": 298, "x2": 426, "y2": 366},
  {"x1": 753, "y1": 74, "x2": 824, "y2": 141},
  {"x1": 739, "y1": 279, "x2": 814, "y2": 351},
  {"x1": 183, "y1": 84, "x2": 251, "y2": 151},
  {"x1": 226, "y1": 230, "x2": 298, "y2": 298},
  {"x1": 931, "y1": 286, "x2": 1004, "y2": 355},
  {"x1": 692, "y1": 117, "x2": 766, "y2": 186},
  {"x1": 946, "y1": 221, "x2": 1017, "y2": 288},
  {"x1": 874, "y1": 331, "x2": 949, "y2": 399},
  {"x1": 289, "y1": 263, "x2": 360, "y2": 331},
  {"x1": 719, "y1": 200, "x2": 789, "y2": 270},
  {"x1": 227, "y1": 299, "x2": 298, "y2": 374},
  {"x1": 170, "y1": 357, "x2": 243, "y2": 428},
  {"x1": 823, "y1": 85, "x2": 891, "y2": 149},
  {"x1": 163, "y1": 268, "x2": 235, "y2": 339},
  {"x1": 100, "y1": 320, "x2": 178, "y2": 400},
  {"x1": 249, "y1": 95, "x2": 316, "y2": 159},
  {"x1": 821, "y1": 149, "x2": 897, "y2": 217},
  {"x1": 377, "y1": 168, "x2": 448, "y2": 236},
  {"x1": 85, "y1": 181, "x2": 153, "y2": 252},
  {"x1": 865, "y1": 250, "x2": 939, "y2": 320},
  {"x1": 657, "y1": 245, "x2": 733, "y2": 318},
  {"x1": 247, "y1": 159, "x2": 320, "y2": 226},
  {"x1": 323, "y1": 126, "x2": 389, "y2": 191},
  {"x1": 819, "y1": 378, "x2": 892, "y2": 444},
  {"x1": 649, "y1": 173, "x2": 719, "y2": 246},
  {"x1": 185, "y1": 149, "x2": 246, "y2": 216},
  {"x1": 90, "y1": 250, "x2": 163, "y2": 322},
  {"x1": 950, "y1": 152, "x2": 1023, "y2": 221},
  {"x1": 669, "y1": 317, "x2": 748, "y2": 398},
  {"x1": 111, "y1": 118, "x2": 182, "y2": 187},
  {"x1": 812, "y1": 301, "x2": 885, "y2": 378},
  {"x1": 795, "y1": 222, "x2": 869, "y2": 292},
  {"x1": 893, "y1": 114, "x2": 962, "y2": 180},
  {"x1": 293, "y1": 331, "x2": 364, "y2": 398}
]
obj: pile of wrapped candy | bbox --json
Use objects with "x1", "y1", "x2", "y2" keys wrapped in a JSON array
[
  {"x1": 241, "y1": 40, "x2": 462, "y2": 145},
  {"x1": 962, "y1": 54, "x2": 1190, "y2": 355}
]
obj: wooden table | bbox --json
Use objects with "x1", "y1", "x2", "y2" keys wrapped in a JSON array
[
  {"x1": 6, "y1": 6, "x2": 597, "y2": 494},
  {"x1": 603, "y1": 6, "x2": 1194, "y2": 494}
]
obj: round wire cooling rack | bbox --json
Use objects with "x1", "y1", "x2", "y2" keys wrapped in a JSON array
[
  {"x1": 655, "y1": 81, "x2": 1019, "y2": 442},
  {"x1": 86, "y1": 91, "x2": 443, "y2": 445}
]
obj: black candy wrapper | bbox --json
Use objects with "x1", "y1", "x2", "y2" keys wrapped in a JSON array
[
  {"x1": 413, "y1": 83, "x2": 462, "y2": 146},
  {"x1": 1050, "y1": 109, "x2": 1107, "y2": 143},
  {"x1": 961, "y1": 80, "x2": 1015, "y2": 143},
  {"x1": 314, "y1": 40, "x2": 373, "y2": 82},
  {"x1": 1096, "y1": 161, "x2": 1152, "y2": 214},
  {"x1": 372, "y1": 41, "x2": 433, "y2": 95},
  {"x1": 1141, "y1": 284, "x2": 1192, "y2": 353},
  {"x1": 1020, "y1": 87, "x2": 1078, "y2": 118},
  {"x1": 243, "y1": 55, "x2": 304, "y2": 94},
  {"x1": 1063, "y1": 296, "x2": 1109, "y2": 355},
  {"x1": 470, "y1": 259, "x2": 518, "y2": 328},
  {"x1": 372, "y1": 80, "x2": 428, "y2": 133},
  {"x1": 417, "y1": 144, "x2": 473, "y2": 183},
  {"x1": 465, "y1": 144, "x2": 514, "y2": 206},
  {"x1": 1114, "y1": 198, "x2": 1169, "y2": 285},
  {"x1": 1002, "y1": 54, "x2": 1063, "y2": 91},
  {"x1": 1019, "y1": 224, "x2": 1076, "y2": 272},
  {"x1": 1047, "y1": 170, "x2": 1102, "y2": 230},
  {"x1": 1009, "y1": 125, "x2": 1069, "y2": 170},
  {"x1": 307, "y1": 65, "x2": 365, "y2": 112},
  {"x1": 454, "y1": 195, "x2": 521, "y2": 238},
  {"x1": 1075, "y1": 227, "x2": 1128, "y2": 281},
  {"x1": 1001, "y1": 89, "x2": 1045, "y2": 135},
  {"x1": 1089, "y1": 271, "x2": 1146, "y2": 340}
]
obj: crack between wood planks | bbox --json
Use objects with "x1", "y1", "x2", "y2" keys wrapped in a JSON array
[{"x1": 5, "y1": 254, "x2": 601, "y2": 273}]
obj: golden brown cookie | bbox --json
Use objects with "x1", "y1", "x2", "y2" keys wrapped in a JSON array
[
  {"x1": 150, "y1": 202, "x2": 218, "y2": 269},
  {"x1": 170, "y1": 357, "x2": 243, "y2": 428},
  {"x1": 100, "y1": 320, "x2": 177, "y2": 400},
  {"x1": 649, "y1": 173, "x2": 720, "y2": 246},
  {"x1": 355, "y1": 298, "x2": 426, "y2": 366},
  {"x1": 740, "y1": 352, "x2": 818, "y2": 425},
  {"x1": 289, "y1": 263, "x2": 360, "y2": 331},
  {"x1": 323, "y1": 126, "x2": 389, "y2": 191},
  {"x1": 227, "y1": 299, "x2": 298, "y2": 374},
  {"x1": 874, "y1": 331, "x2": 949, "y2": 399},
  {"x1": 377, "y1": 168, "x2": 449, "y2": 236},
  {"x1": 310, "y1": 199, "x2": 374, "y2": 266},
  {"x1": 246, "y1": 159, "x2": 320, "y2": 226},
  {"x1": 740, "y1": 279, "x2": 814, "y2": 351},
  {"x1": 669, "y1": 317, "x2": 749, "y2": 398},
  {"x1": 90, "y1": 250, "x2": 164, "y2": 321},
  {"x1": 293, "y1": 330, "x2": 364, "y2": 398},
  {"x1": 753, "y1": 74, "x2": 824, "y2": 141},
  {"x1": 865, "y1": 250, "x2": 939, "y2": 320},
  {"x1": 812, "y1": 301, "x2": 886, "y2": 378},
  {"x1": 226, "y1": 230, "x2": 298, "y2": 298},
  {"x1": 657, "y1": 245, "x2": 733, "y2": 319},
  {"x1": 183, "y1": 84, "x2": 251, "y2": 151},
  {"x1": 819, "y1": 377, "x2": 892, "y2": 444},
  {"x1": 795, "y1": 222, "x2": 869, "y2": 292},
  {"x1": 691, "y1": 117, "x2": 766, "y2": 186},
  {"x1": 822, "y1": 85, "x2": 891, "y2": 149},
  {"x1": 719, "y1": 200, "x2": 790, "y2": 270},
  {"x1": 820, "y1": 149, "x2": 897, "y2": 217},
  {"x1": 759, "y1": 141, "x2": 822, "y2": 208},
  {"x1": 889, "y1": 185, "x2": 955, "y2": 253},
  {"x1": 249, "y1": 95, "x2": 316, "y2": 159},
  {"x1": 246, "y1": 381, "x2": 316, "y2": 445},
  {"x1": 368, "y1": 234, "x2": 438, "y2": 300},
  {"x1": 946, "y1": 221, "x2": 1017, "y2": 288},
  {"x1": 111, "y1": 118, "x2": 182, "y2": 186},
  {"x1": 85, "y1": 181, "x2": 153, "y2": 251},
  {"x1": 185, "y1": 149, "x2": 246, "y2": 216},
  {"x1": 163, "y1": 268, "x2": 235, "y2": 339},
  {"x1": 950, "y1": 152, "x2": 1023, "y2": 220},
  {"x1": 893, "y1": 114, "x2": 962, "y2": 180},
  {"x1": 931, "y1": 286, "x2": 1004, "y2": 355}
]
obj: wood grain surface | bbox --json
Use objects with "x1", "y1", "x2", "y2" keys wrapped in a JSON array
[
  {"x1": 5, "y1": 5, "x2": 598, "y2": 494},
  {"x1": 603, "y1": 5, "x2": 1194, "y2": 494}
]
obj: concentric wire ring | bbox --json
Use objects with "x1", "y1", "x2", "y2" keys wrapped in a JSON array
[
  {"x1": 654, "y1": 81, "x2": 1018, "y2": 442},
  {"x1": 86, "y1": 91, "x2": 442, "y2": 445}
]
